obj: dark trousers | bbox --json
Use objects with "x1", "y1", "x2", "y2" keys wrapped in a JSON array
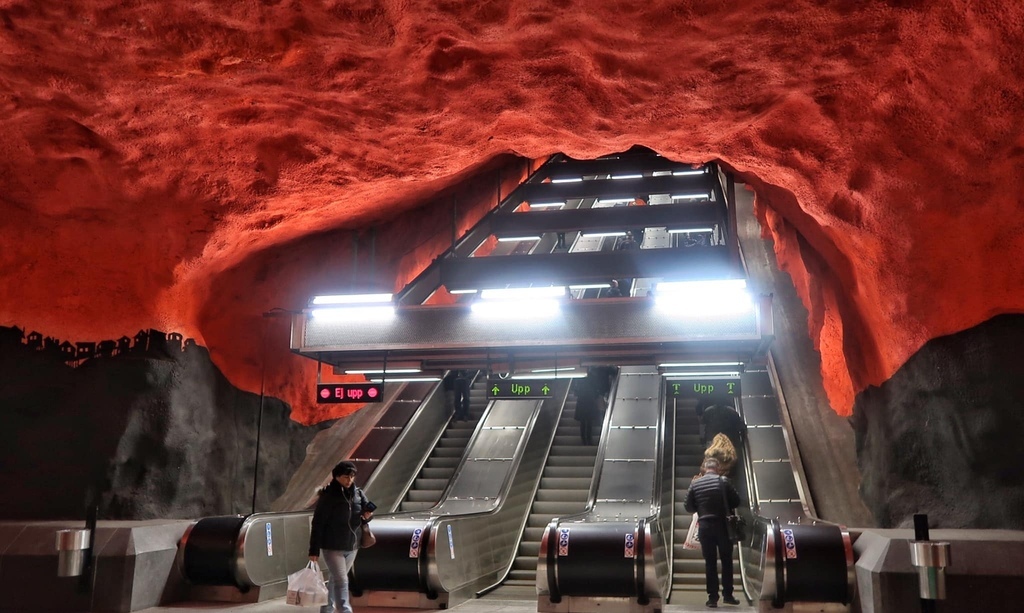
[
  {"x1": 453, "y1": 380, "x2": 470, "y2": 419},
  {"x1": 578, "y1": 416, "x2": 595, "y2": 445},
  {"x1": 698, "y1": 519, "x2": 734, "y2": 600}
]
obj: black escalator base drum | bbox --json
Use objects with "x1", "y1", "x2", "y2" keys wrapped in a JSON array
[
  {"x1": 182, "y1": 515, "x2": 248, "y2": 587},
  {"x1": 778, "y1": 524, "x2": 851, "y2": 604},
  {"x1": 553, "y1": 523, "x2": 636, "y2": 597}
]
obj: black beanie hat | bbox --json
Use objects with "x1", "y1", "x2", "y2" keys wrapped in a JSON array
[{"x1": 332, "y1": 461, "x2": 357, "y2": 478}]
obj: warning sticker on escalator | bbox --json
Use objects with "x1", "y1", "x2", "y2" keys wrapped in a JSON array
[
  {"x1": 558, "y1": 528, "x2": 570, "y2": 556},
  {"x1": 624, "y1": 532, "x2": 636, "y2": 558},
  {"x1": 781, "y1": 528, "x2": 797, "y2": 559},
  {"x1": 409, "y1": 528, "x2": 423, "y2": 558}
]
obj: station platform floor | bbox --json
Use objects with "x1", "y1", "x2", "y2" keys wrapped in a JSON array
[{"x1": 138, "y1": 590, "x2": 755, "y2": 613}]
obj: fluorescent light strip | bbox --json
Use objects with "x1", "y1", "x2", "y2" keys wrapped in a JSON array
[
  {"x1": 531, "y1": 367, "x2": 580, "y2": 373},
  {"x1": 551, "y1": 177, "x2": 583, "y2": 183},
  {"x1": 657, "y1": 279, "x2": 747, "y2": 292},
  {"x1": 661, "y1": 371, "x2": 741, "y2": 378},
  {"x1": 597, "y1": 198, "x2": 635, "y2": 204},
  {"x1": 668, "y1": 227, "x2": 715, "y2": 234},
  {"x1": 368, "y1": 376, "x2": 441, "y2": 383},
  {"x1": 310, "y1": 305, "x2": 395, "y2": 321},
  {"x1": 659, "y1": 362, "x2": 743, "y2": 368},
  {"x1": 672, "y1": 169, "x2": 706, "y2": 176},
  {"x1": 497, "y1": 235, "x2": 541, "y2": 242},
  {"x1": 311, "y1": 293, "x2": 393, "y2": 305},
  {"x1": 611, "y1": 174, "x2": 643, "y2": 180},
  {"x1": 581, "y1": 231, "x2": 626, "y2": 238},
  {"x1": 345, "y1": 368, "x2": 421, "y2": 374},
  {"x1": 569, "y1": 283, "x2": 611, "y2": 290},
  {"x1": 529, "y1": 201, "x2": 566, "y2": 208},
  {"x1": 449, "y1": 288, "x2": 478, "y2": 295},
  {"x1": 671, "y1": 193, "x2": 710, "y2": 200},
  {"x1": 510, "y1": 372, "x2": 586, "y2": 379}
]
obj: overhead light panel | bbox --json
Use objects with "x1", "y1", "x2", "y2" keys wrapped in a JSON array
[
  {"x1": 659, "y1": 361, "x2": 743, "y2": 368},
  {"x1": 530, "y1": 201, "x2": 566, "y2": 209},
  {"x1": 497, "y1": 235, "x2": 541, "y2": 242},
  {"x1": 309, "y1": 292, "x2": 395, "y2": 321},
  {"x1": 480, "y1": 286, "x2": 566, "y2": 300},
  {"x1": 654, "y1": 279, "x2": 752, "y2": 317},
  {"x1": 611, "y1": 174, "x2": 643, "y2": 180},
  {"x1": 449, "y1": 288, "x2": 478, "y2": 295},
  {"x1": 345, "y1": 368, "x2": 421, "y2": 374},
  {"x1": 311, "y1": 293, "x2": 393, "y2": 305},
  {"x1": 569, "y1": 283, "x2": 611, "y2": 290},
  {"x1": 668, "y1": 227, "x2": 715, "y2": 234},
  {"x1": 597, "y1": 198, "x2": 635, "y2": 204},
  {"x1": 672, "y1": 169, "x2": 706, "y2": 176},
  {"x1": 661, "y1": 371, "x2": 742, "y2": 378},
  {"x1": 368, "y1": 376, "x2": 441, "y2": 383},
  {"x1": 581, "y1": 231, "x2": 627, "y2": 238},
  {"x1": 671, "y1": 193, "x2": 710, "y2": 201},
  {"x1": 551, "y1": 177, "x2": 584, "y2": 183}
]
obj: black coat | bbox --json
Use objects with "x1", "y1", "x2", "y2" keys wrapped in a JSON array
[
  {"x1": 684, "y1": 473, "x2": 741, "y2": 522},
  {"x1": 309, "y1": 481, "x2": 373, "y2": 555},
  {"x1": 702, "y1": 405, "x2": 747, "y2": 448}
]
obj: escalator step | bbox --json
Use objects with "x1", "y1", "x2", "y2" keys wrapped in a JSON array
[
  {"x1": 413, "y1": 478, "x2": 449, "y2": 490},
  {"x1": 518, "y1": 543, "x2": 541, "y2": 558},
  {"x1": 523, "y1": 527, "x2": 546, "y2": 541},
  {"x1": 433, "y1": 447, "x2": 464, "y2": 458},
  {"x1": 424, "y1": 457, "x2": 458, "y2": 468},
  {"x1": 420, "y1": 467, "x2": 452, "y2": 479},
  {"x1": 507, "y1": 570, "x2": 536, "y2": 582},
  {"x1": 549, "y1": 445, "x2": 597, "y2": 456},
  {"x1": 399, "y1": 501, "x2": 435, "y2": 512},
  {"x1": 539, "y1": 477, "x2": 591, "y2": 489},
  {"x1": 407, "y1": 490, "x2": 442, "y2": 502},
  {"x1": 545, "y1": 456, "x2": 597, "y2": 467},
  {"x1": 437, "y1": 437, "x2": 471, "y2": 447},
  {"x1": 531, "y1": 501, "x2": 579, "y2": 514},
  {"x1": 543, "y1": 466, "x2": 593, "y2": 478},
  {"x1": 535, "y1": 490, "x2": 588, "y2": 503},
  {"x1": 514, "y1": 554, "x2": 539, "y2": 571}
]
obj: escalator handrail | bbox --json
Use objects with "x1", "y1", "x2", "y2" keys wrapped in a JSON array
[{"x1": 474, "y1": 386, "x2": 572, "y2": 596}]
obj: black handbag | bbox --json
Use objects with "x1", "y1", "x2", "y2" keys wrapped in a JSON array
[{"x1": 718, "y1": 476, "x2": 747, "y2": 544}]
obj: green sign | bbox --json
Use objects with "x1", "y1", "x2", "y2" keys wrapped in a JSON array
[
  {"x1": 488, "y1": 378, "x2": 554, "y2": 400},
  {"x1": 666, "y1": 378, "x2": 740, "y2": 402}
]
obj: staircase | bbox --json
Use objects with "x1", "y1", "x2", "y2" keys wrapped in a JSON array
[
  {"x1": 670, "y1": 403, "x2": 741, "y2": 598},
  {"x1": 504, "y1": 383, "x2": 599, "y2": 586},
  {"x1": 397, "y1": 376, "x2": 487, "y2": 512}
]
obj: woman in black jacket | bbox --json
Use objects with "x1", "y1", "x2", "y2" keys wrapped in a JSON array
[{"x1": 309, "y1": 461, "x2": 375, "y2": 613}]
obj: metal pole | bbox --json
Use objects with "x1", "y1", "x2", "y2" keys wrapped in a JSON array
[{"x1": 252, "y1": 316, "x2": 270, "y2": 515}]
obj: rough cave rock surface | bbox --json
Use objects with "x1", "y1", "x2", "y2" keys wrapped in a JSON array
[
  {"x1": 853, "y1": 315, "x2": 1024, "y2": 530},
  {"x1": 2, "y1": 1, "x2": 1024, "y2": 421},
  {"x1": 0, "y1": 335, "x2": 320, "y2": 520}
]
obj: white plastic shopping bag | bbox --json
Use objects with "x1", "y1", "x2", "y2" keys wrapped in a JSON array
[
  {"x1": 286, "y1": 560, "x2": 329, "y2": 606},
  {"x1": 682, "y1": 513, "x2": 701, "y2": 550}
]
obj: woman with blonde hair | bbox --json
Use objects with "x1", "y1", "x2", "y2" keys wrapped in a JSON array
[{"x1": 704, "y1": 433, "x2": 738, "y2": 476}]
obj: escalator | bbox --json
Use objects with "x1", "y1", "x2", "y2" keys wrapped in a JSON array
[
  {"x1": 396, "y1": 374, "x2": 487, "y2": 512},
  {"x1": 501, "y1": 381, "x2": 600, "y2": 589}
]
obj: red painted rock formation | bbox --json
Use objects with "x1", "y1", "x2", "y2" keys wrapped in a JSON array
[{"x1": 2, "y1": 1, "x2": 1023, "y2": 423}]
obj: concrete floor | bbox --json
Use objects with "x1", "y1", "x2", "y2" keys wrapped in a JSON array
[{"x1": 137, "y1": 593, "x2": 756, "y2": 613}]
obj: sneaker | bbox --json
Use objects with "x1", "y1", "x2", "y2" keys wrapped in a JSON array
[
  {"x1": 722, "y1": 595, "x2": 740, "y2": 605},
  {"x1": 706, "y1": 599, "x2": 718, "y2": 608}
]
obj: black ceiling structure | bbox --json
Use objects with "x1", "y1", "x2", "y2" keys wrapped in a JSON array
[{"x1": 291, "y1": 147, "x2": 767, "y2": 373}]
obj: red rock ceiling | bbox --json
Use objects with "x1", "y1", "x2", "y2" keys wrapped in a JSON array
[{"x1": 2, "y1": 1, "x2": 1023, "y2": 423}]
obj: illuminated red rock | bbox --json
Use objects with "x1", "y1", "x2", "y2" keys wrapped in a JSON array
[{"x1": 2, "y1": 1, "x2": 1023, "y2": 424}]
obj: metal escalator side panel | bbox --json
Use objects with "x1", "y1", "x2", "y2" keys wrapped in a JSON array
[
  {"x1": 363, "y1": 378, "x2": 450, "y2": 514},
  {"x1": 426, "y1": 382, "x2": 569, "y2": 596}
]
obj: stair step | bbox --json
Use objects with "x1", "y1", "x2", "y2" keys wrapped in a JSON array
[
  {"x1": 535, "y1": 490, "x2": 588, "y2": 503},
  {"x1": 407, "y1": 490, "x2": 442, "y2": 502},
  {"x1": 399, "y1": 501, "x2": 434, "y2": 512}
]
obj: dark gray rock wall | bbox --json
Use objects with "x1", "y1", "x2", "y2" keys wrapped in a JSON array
[
  {"x1": 0, "y1": 336, "x2": 321, "y2": 520},
  {"x1": 853, "y1": 314, "x2": 1024, "y2": 529}
]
